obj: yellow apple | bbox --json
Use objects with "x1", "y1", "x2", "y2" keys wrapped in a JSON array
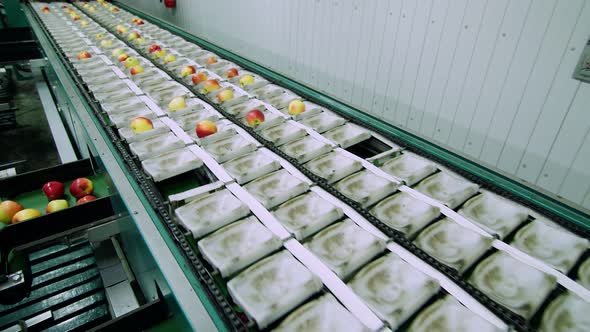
[
  {"x1": 216, "y1": 89, "x2": 234, "y2": 103},
  {"x1": 288, "y1": 100, "x2": 305, "y2": 115},
  {"x1": 130, "y1": 117, "x2": 153, "y2": 133},
  {"x1": 124, "y1": 57, "x2": 139, "y2": 68},
  {"x1": 239, "y1": 74, "x2": 255, "y2": 87},
  {"x1": 46, "y1": 200, "x2": 69, "y2": 213},
  {"x1": 202, "y1": 79, "x2": 221, "y2": 93},
  {"x1": 12, "y1": 209, "x2": 42, "y2": 224},
  {"x1": 112, "y1": 48, "x2": 124, "y2": 57},
  {"x1": 168, "y1": 96, "x2": 186, "y2": 111},
  {"x1": 164, "y1": 54, "x2": 177, "y2": 64},
  {"x1": 100, "y1": 39, "x2": 112, "y2": 47}
]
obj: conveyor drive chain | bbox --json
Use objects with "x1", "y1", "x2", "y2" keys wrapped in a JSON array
[{"x1": 68, "y1": 3, "x2": 536, "y2": 330}]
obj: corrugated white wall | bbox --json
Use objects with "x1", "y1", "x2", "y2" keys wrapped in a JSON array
[{"x1": 119, "y1": 0, "x2": 590, "y2": 210}]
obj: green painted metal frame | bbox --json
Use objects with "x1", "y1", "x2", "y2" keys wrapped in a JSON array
[
  {"x1": 116, "y1": 1, "x2": 590, "y2": 231},
  {"x1": 22, "y1": 5, "x2": 229, "y2": 331}
]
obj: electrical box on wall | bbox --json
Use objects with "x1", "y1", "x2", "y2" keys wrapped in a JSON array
[{"x1": 573, "y1": 36, "x2": 590, "y2": 83}]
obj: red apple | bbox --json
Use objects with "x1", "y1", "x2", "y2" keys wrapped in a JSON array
[
  {"x1": 70, "y1": 178, "x2": 94, "y2": 198},
  {"x1": 46, "y1": 200, "x2": 69, "y2": 213},
  {"x1": 77, "y1": 51, "x2": 92, "y2": 60},
  {"x1": 202, "y1": 79, "x2": 221, "y2": 93},
  {"x1": 118, "y1": 54, "x2": 129, "y2": 62},
  {"x1": 135, "y1": 20, "x2": 144, "y2": 25},
  {"x1": 12, "y1": 209, "x2": 42, "y2": 224},
  {"x1": 205, "y1": 57, "x2": 217, "y2": 65},
  {"x1": 42, "y1": 181, "x2": 65, "y2": 200},
  {"x1": 181, "y1": 65, "x2": 196, "y2": 77},
  {"x1": 130, "y1": 65, "x2": 144, "y2": 75},
  {"x1": 77, "y1": 195, "x2": 97, "y2": 205},
  {"x1": 148, "y1": 44, "x2": 161, "y2": 54},
  {"x1": 41, "y1": 7, "x2": 50, "y2": 13},
  {"x1": 226, "y1": 68, "x2": 239, "y2": 78},
  {"x1": 245, "y1": 109, "x2": 265, "y2": 127},
  {"x1": 191, "y1": 72, "x2": 208, "y2": 85},
  {"x1": 0, "y1": 200, "x2": 24, "y2": 224},
  {"x1": 196, "y1": 120, "x2": 218, "y2": 138},
  {"x1": 130, "y1": 117, "x2": 153, "y2": 133}
]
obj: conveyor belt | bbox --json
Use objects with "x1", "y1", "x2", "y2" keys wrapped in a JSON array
[
  {"x1": 0, "y1": 240, "x2": 110, "y2": 332},
  {"x1": 27, "y1": 2, "x2": 590, "y2": 332}
]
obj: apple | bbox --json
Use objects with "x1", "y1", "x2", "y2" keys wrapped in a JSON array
[
  {"x1": 181, "y1": 65, "x2": 196, "y2": 77},
  {"x1": 135, "y1": 20, "x2": 145, "y2": 25},
  {"x1": 246, "y1": 109, "x2": 265, "y2": 127},
  {"x1": 191, "y1": 72, "x2": 207, "y2": 85},
  {"x1": 153, "y1": 49, "x2": 166, "y2": 59},
  {"x1": 135, "y1": 38, "x2": 146, "y2": 45},
  {"x1": 168, "y1": 96, "x2": 187, "y2": 111},
  {"x1": 0, "y1": 201, "x2": 24, "y2": 224},
  {"x1": 72, "y1": 15, "x2": 81, "y2": 21},
  {"x1": 148, "y1": 44, "x2": 161, "y2": 54},
  {"x1": 130, "y1": 65, "x2": 144, "y2": 75},
  {"x1": 202, "y1": 79, "x2": 221, "y2": 93},
  {"x1": 111, "y1": 7, "x2": 120, "y2": 12},
  {"x1": 288, "y1": 100, "x2": 305, "y2": 115},
  {"x1": 41, "y1": 7, "x2": 50, "y2": 13},
  {"x1": 80, "y1": 20, "x2": 89, "y2": 27},
  {"x1": 95, "y1": 33, "x2": 105, "y2": 40},
  {"x1": 164, "y1": 54, "x2": 177, "y2": 64},
  {"x1": 77, "y1": 51, "x2": 92, "y2": 60},
  {"x1": 205, "y1": 57, "x2": 217, "y2": 65},
  {"x1": 118, "y1": 54, "x2": 129, "y2": 62},
  {"x1": 77, "y1": 195, "x2": 97, "y2": 205},
  {"x1": 12, "y1": 209, "x2": 41, "y2": 224},
  {"x1": 239, "y1": 74, "x2": 255, "y2": 87},
  {"x1": 100, "y1": 39, "x2": 112, "y2": 47},
  {"x1": 124, "y1": 57, "x2": 139, "y2": 68},
  {"x1": 62, "y1": 5, "x2": 69, "y2": 9},
  {"x1": 226, "y1": 68, "x2": 238, "y2": 78},
  {"x1": 42, "y1": 181, "x2": 65, "y2": 200},
  {"x1": 116, "y1": 25, "x2": 128, "y2": 34},
  {"x1": 46, "y1": 200, "x2": 69, "y2": 213},
  {"x1": 112, "y1": 48, "x2": 124, "y2": 57},
  {"x1": 70, "y1": 178, "x2": 94, "y2": 198},
  {"x1": 127, "y1": 32, "x2": 141, "y2": 41},
  {"x1": 216, "y1": 89, "x2": 234, "y2": 103},
  {"x1": 196, "y1": 120, "x2": 218, "y2": 138},
  {"x1": 131, "y1": 18, "x2": 139, "y2": 23},
  {"x1": 89, "y1": 6, "x2": 96, "y2": 12},
  {"x1": 130, "y1": 117, "x2": 153, "y2": 133}
]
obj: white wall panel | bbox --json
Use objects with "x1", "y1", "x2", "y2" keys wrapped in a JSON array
[{"x1": 119, "y1": 0, "x2": 590, "y2": 210}]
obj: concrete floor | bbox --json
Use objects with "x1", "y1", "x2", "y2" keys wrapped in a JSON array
[{"x1": 0, "y1": 70, "x2": 60, "y2": 174}]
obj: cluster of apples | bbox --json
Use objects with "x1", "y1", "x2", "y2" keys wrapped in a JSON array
[{"x1": 0, "y1": 178, "x2": 96, "y2": 225}]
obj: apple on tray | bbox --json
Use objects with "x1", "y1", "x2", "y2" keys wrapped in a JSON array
[
  {"x1": 168, "y1": 96, "x2": 187, "y2": 112},
  {"x1": 77, "y1": 195, "x2": 97, "y2": 205},
  {"x1": 216, "y1": 89, "x2": 234, "y2": 103},
  {"x1": 239, "y1": 74, "x2": 255, "y2": 87},
  {"x1": 118, "y1": 54, "x2": 129, "y2": 63},
  {"x1": 196, "y1": 120, "x2": 218, "y2": 138},
  {"x1": 46, "y1": 200, "x2": 69, "y2": 214},
  {"x1": 153, "y1": 49, "x2": 166, "y2": 59},
  {"x1": 191, "y1": 72, "x2": 208, "y2": 85},
  {"x1": 205, "y1": 57, "x2": 217, "y2": 65},
  {"x1": 288, "y1": 100, "x2": 305, "y2": 115},
  {"x1": 246, "y1": 109, "x2": 265, "y2": 128},
  {"x1": 130, "y1": 65, "x2": 144, "y2": 75},
  {"x1": 226, "y1": 68, "x2": 238, "y2": 79},
  {"x1": 124, "y1": 57, "x2": 139, "y2": 68},
  {"x1": 127, "y1": 32, "x2": 141, "y2": 41},
  {"x1": 116, "y1": 25, "x2": 128, "y2": 34},
  {"x1": 80, "y1": 20, "x2": 89, "y2": 27},
  {"x1": 12, "y1": 209, "x2": 42, "y2": 224},
  {"x1": 130, "y1": 117, "x2": 153, "y2": 133},
  {"x1": 95, "y1": 33, "x2": 105, "y2": 40},
  {"x1": 0, "y1": 200, "x2": 24, "y2": 224},
  {"x1": 164, "y1": 54, "x2": 177, "y2": 64},
  {"x1": 148, "y1": 44, "x2": 161, "y2": 54},
  {"x1": 181, "y1": 65, "x2": 196, "y2": 77},
  {"x1": 42, "y1": 181, "x2": 65, "y2": 200},
  {"x1": 202, "y1": 79, "x2": 221, "y2": 93},
  {"x1": 41, "y1": 6, "x2": 50, "y2": 13},
  {"x1": 112, "y1": 48, "x2": 124, "y2": 57},
  {"x1": 100, "y1": 39, "x2": 113, "y2": 48},
  {"x1": 77, "y1": 51, "x2": 92, "y2": 60},
  {"x1": 70, "y1": 177, "x2": 94, "y2": 199}
]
